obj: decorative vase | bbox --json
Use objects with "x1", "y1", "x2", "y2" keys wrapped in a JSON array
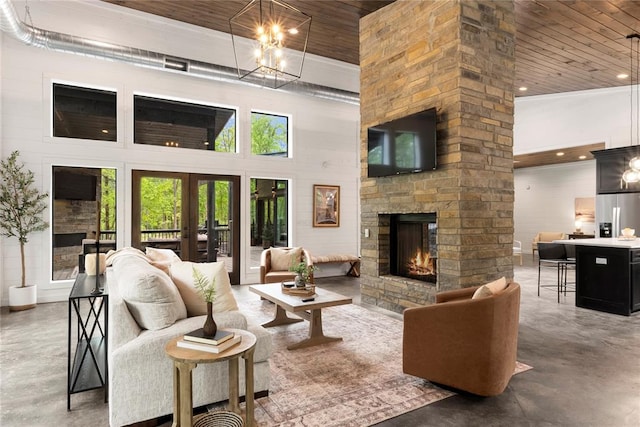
[
  {"x1": 295, "y1": 274, "x2": 306, "y2": 288},
  {"x1": 202, "y1": 301, "x2": 217, "y2": 337}
]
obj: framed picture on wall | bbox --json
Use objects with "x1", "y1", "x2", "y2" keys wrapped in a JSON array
[
  {"x1": 575, "y1": 197, "x2": 595, "y2": 223},
  {"x1": 313, "y1": 184, "x2": 340, "y2": 227}
]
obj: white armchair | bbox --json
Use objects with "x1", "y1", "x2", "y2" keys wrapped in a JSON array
[{"x1": 513, "y1": 240, "x2": 522, "y2": 265}]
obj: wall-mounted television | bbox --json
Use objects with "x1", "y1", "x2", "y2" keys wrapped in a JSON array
[
  {"x1": 367, "y1": 107, "x2": 437, "y2": 178},
  {"x1": 54, "y1": 171, "x2": 97, "y2": 201}
]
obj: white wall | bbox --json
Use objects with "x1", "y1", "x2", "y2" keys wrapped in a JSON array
[
  {"x1": 514, "y1": 161, "x2": 596, "y2": 253},
  {"x1": 514, "y1": 85, "x2": 634, "y2": 153},
  {"x1": 0, "y1": 0, "x2": 361, "y2": 304},
  {"x1": 513, "y1": 85, "x2": 638, "y2": 252}
]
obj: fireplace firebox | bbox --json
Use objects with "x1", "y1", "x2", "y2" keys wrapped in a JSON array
[{"x1": 390, "y1": 213, "x2": 437, "y2": 283}]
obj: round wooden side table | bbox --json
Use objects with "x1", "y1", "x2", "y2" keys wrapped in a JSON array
[{"x1": 165, "y1": 328, "x2": 257, "y2": 427}]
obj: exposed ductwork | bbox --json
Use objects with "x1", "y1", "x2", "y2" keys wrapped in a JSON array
[{"x1": 0, "y1": 0, "x2": 360, "y2": 105}]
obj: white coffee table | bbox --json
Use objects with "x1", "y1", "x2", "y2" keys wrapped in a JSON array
[{"x1": 249, "y1": 283, "x2": 352, "y2": 350}]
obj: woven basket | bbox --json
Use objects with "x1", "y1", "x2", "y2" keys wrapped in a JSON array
[{"x1": 193, "y1": 411, "x2": 243, "y2": 427}]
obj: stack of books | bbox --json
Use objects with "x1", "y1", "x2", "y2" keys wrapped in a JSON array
[{"x1": 176, "y1": 329, "x2": 241, "y2": 354}]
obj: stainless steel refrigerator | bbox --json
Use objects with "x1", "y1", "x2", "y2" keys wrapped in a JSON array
[{"x1": 596, "y1": 193, "x2": 640, "y2": 237}]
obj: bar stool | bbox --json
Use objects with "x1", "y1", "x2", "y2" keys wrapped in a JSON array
[{"x1": 537, "y1": 242, "x2": 575, "y2": 302}]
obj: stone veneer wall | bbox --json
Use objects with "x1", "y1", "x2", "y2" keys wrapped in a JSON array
[{"x1": 359, "y1": 0, "x2": 516, "y2": 313}]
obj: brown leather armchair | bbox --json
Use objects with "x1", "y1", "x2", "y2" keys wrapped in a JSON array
[
  {"x1": 402, "y1": 282, "x2": 521, "y2": 396},
  {"x1": 260, "y1": 247, "x2": 314, "y2": 284}
]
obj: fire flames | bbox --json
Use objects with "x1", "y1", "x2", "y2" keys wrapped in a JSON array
[{"x1": 407, "y1": 249, "x2": 436, "y2": 277}]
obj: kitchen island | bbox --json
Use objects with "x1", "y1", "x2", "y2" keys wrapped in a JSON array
[{"x1": 555, "y1": 238, "x2": 640, "y2": 316}]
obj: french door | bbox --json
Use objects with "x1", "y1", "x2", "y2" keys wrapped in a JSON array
[{"x1": 132, "y1": 170, "x2": 240, "y2": 284}]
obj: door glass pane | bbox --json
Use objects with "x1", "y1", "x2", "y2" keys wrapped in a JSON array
[
  {"x1": 197, "y1": 179, "x2": 233, "y2": 273},
  {"x1": 52, "y1": 166, "x2": 116, "y2": 280},
  {"x1": 250, "y1": 178, "x2": 288, "y2": 268},
  {"x1": 274, "y1": 181, "x2": 288, "y2": 245},
  {"x1": 140, "y1": 176, "x2": 182, "y2": 256}
]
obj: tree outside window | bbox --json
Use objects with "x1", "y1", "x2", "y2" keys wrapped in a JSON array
[{"x1": 251, "y1": 112, "x2": 288, "y2": 156}]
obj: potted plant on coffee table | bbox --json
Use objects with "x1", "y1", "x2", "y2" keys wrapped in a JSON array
[
  {"x1": 0, "y1": 151, "x2": 49, "y2": 311},
  {"x1": 290, "y1": 261, "x2": 317, "y2": 288}
]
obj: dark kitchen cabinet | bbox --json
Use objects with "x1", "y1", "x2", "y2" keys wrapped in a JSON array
[
  {"x1": 592, "y1": 146, "x2": 640, "y2": 194},
  {"x1": 575, "y1": 245, "x2": 640, "y2": 316}
]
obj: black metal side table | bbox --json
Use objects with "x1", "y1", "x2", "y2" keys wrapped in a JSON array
[{"x1": 67, "y1": 273, "x2": 108, "y2": 410}]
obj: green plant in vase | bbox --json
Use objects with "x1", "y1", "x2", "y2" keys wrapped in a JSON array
[
  {"x1": 290, "y1": 261, "x2": 317, "y2": 287},
  {"x1": 193, "y1": 266, "x2": 217, "y2": 337}
]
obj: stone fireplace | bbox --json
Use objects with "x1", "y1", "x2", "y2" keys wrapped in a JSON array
[
  {"x1": 390, "y1": 213, "x2": 437, "y2": 283},
  {"x1": 359, "y1": 0, "x2": 516, "y2": 313}
]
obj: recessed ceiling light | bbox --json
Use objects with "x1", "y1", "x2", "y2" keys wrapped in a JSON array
[
  {"x1": 556, "y1": 152, "x2": 565, "y2": 156},
  {"x1": 579, "y1": 155, "x2": 587, "y2": 160},
  {"x1": 617, "y1": 73, "x2": 629, "y2": 79},
  {"x1": 101, "y1": 129, "x2": 109, "y2": 134},
  {"x1": 519, "y1": 87, "x2": 528, "y2": 91},
  {"x1": 203, "y1": 141, "x2": 209, "y2": 145}
]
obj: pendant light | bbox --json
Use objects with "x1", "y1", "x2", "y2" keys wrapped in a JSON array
[
  {"x1": 230, "y1": 0, "x2": 311, "y2": 89},
  {"x1": 622, "y1": 34, "x2": 640, "y2": 184}
]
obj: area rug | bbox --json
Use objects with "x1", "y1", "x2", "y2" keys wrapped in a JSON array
[{"x1": 232, "y1": 298, "x2": 532, "y2": 427}]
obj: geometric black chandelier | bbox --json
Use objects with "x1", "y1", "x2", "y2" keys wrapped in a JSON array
[
  {"x1": 622, "y1": 33, "x2": 640, "y2": 184},
  {"x1": 230, "y1": 0, "x2": 311, "y2": 89}
]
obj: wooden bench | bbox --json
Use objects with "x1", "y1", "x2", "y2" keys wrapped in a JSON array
[{"x1": 311, "y1": 254, "x2": 360, "y2": 277}]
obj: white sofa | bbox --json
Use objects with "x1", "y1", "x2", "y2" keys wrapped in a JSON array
[{"x1": 107, "y1": 249, "x2": 272, "y2": 426}]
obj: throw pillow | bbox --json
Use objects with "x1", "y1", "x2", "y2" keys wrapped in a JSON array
[
  {"x1": 471, "y1": 285, "x2": 494, "y2": 299},
  {"x1": 170, "y1": 260, "x2": 239, "y2": 316},
  {"x1": 145, "y1": 247, "x2": 181, "y2": 275},
  {"x1": 145, "y1": 247, "x2": 181, "y2": 262},
  {"x1": 485, "y1": 276, "x2": 507, "y2": 293},
  {"x1": 471, "y1": 277, "x2": 508, "y2": 299},
  {"x1": 105, "y1": 247, "x2": 148, "y2": 267},
  {"x1": 270, "y1": 247, "x2": 302, "y2": 271},
  {"x1": 112, "y1": 254, "x2": 187, "y2": 330}
]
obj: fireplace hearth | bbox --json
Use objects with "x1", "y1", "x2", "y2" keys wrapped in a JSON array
[{"x1": 390, "y1": 213, "x2": 437, "y2": 283}]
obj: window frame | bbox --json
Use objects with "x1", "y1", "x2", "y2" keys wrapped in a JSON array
[
  {"x1": 49, "y1": 80, "x2": 121, "y2": 144},
  {"x1": 132, "y1": 92, "x2": 239, "y2": 153}
]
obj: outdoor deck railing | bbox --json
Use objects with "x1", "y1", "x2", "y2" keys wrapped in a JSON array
[
  {"x1": 139, "y1": 227, "x2": 230, "y2": 256},
  {"x1": 93, "y1": 227, "x2": 230, "y2": 255}
]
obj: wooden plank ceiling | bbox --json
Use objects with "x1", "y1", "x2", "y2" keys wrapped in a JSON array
[
  {"x1": 103, "y1": 0, "x2": 640, "y2": 97},
  {"x1": 100, "y1": 1, "x2": 640, "y2": 168},
  {"x1": 513, "y1": 142, "x2": 605, "y2": 169}
]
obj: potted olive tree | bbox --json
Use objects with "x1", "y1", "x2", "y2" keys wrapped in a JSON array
[{"x1": 0, "y1": 151, "x2": 49, "y2": 311}]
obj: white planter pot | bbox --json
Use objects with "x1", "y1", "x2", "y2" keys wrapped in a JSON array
[{"x1": 9, "y1": 285, "x2": 37, "y2": 312}]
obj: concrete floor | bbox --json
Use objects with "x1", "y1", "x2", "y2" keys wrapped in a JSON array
[{"x1": 1, "y1": 256, "x2": 639, "y2": 426}]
